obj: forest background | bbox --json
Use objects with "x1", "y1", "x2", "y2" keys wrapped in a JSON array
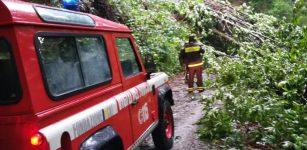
[{"x1": 24, "y1": 0, "x2": 307, "y2": 149}]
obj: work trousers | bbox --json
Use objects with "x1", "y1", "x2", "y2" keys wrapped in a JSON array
[{"x1": 187, "y1": 65, "x2": 204, "y2": 92}]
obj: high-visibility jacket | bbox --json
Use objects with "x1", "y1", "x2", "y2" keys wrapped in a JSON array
[{"x1": 179, "y1": 42, "x2": 204, "y2": 67}]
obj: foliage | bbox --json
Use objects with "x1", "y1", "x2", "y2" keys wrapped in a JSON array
[
  {"x1": 292, "y1": 0, "x2": 307, "y2": 25},
  {"x1": 192, "y1": 1, "x2": 307, "y2": 149},
  {"x1": 249, "y1": 0, "x2": 293, "y2": 20},
  {"x1": 250, "y1": 0, "x2": 307, "y2": 26},
  {"x1": 108, "y1": 0, "x2": 193, "y2": 74},
  {"x1": 229, "y1": 0, "x2": 307, "y2": 26}
]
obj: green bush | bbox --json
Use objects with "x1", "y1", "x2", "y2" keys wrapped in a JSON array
[{"x1": 198, "y1": 1, "x2": 307, "y2": 149}]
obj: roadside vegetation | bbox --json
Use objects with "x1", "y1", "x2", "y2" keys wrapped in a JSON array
[
  {"x1": 229, "y1": 0, "x2": 307, "y2": 25},
  {"x1": 193, "y1": 1, "x2": 307, "y2": 149},
  {"x1": 24, "y1": 0, "x2": 307, "y2": 149}
]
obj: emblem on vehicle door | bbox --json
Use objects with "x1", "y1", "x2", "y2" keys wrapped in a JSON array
[{"x1": 138, "y1": 103, "x2": 149, "y2": 124}]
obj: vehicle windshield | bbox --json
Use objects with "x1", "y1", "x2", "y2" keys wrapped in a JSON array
[{"x1": 0, "y1": 39, "x2": 22, "y2": 104}]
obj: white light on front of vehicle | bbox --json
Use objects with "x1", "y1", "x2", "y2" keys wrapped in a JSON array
[{"x1": 34, "y1": 6, "x2": 95, "y2": 27}]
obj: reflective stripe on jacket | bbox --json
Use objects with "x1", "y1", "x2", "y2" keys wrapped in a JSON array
[{"x1": 179, "y1": 42, "x2": 204, "y2": 66}]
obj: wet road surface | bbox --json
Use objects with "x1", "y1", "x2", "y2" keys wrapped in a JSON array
[{"x1": 138, "y1": 73, "x2": 214, "y2": 150}]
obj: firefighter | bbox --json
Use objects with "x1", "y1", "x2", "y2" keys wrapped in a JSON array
[{"x1": 179, "y1": 35, "x2": 205, "y2": 93}]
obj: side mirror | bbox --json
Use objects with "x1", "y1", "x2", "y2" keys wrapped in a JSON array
[
  {"x1": 146, "y1": 72, "x2": 152, "y2": 80},
  {"x1": 143, "y1": 54, "x2": 156, "y2": 80}
]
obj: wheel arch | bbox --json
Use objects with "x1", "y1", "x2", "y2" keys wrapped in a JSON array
[
  {"x1": 79, "y1": 126, "x2": 124, "y2": 150},
  {"x1": 158, "y1": 84, "x2": 174, "y2": 106}
]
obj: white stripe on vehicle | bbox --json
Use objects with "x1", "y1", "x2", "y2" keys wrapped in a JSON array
[
  {"x1": 129, "y1": 87, "x2": 140, "y2": 101},
  {"x1": 39, "y1": 98, "x2": 118, "y2": 150},
  {"x1": 136, "y1": 82, "x2": 151, "y2": 97},
  {"x1": 39, "y1": 72, "x2": 168, "y2": 150},
  {"x1": 147, "y1": 72, "x2": 168, "y2": 88},
  {"x1": 115, "y1": 92, "x2": 132, "y2": 110}
]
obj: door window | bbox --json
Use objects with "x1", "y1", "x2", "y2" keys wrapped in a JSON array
[
  {"x1": 76, "y1": 37, "x2": 111, "y2": 86},
  {"x1": 115, "y1": 38, "x2": 141, "y2": 78}
]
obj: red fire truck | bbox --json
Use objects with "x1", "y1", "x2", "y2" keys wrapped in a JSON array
[{"x1": 0, "y1": 0, "x2": 174, "y2": 149}]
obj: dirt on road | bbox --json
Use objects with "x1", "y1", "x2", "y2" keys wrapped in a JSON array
[{"x1": 139, "y1": 73, "x2": 215, "y2": 150}]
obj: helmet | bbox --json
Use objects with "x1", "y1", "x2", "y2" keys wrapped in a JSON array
[{"x1": 189, "y1": 35, "x2": 196, "y2": 43}]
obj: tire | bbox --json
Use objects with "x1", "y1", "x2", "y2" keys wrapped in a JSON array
[{"x1": 152, "y1": 100, "x2": 174, "y2": 150}]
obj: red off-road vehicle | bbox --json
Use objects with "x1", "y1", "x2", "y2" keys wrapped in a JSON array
[{"x1": 0, "y1": 0, "x2": 174, "y2": 149}]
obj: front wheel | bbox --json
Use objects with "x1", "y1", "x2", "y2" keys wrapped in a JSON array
[{"x1": 152, "y1": 100, "x2": 174, "y2": 150}]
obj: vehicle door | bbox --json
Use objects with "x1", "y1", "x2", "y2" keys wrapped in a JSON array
[{"x1": 113, "y1": 33, "x2": 155, "y2": 141}]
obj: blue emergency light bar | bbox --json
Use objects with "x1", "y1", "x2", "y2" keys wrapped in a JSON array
[
  {"x1": 62, "y1": 0, "x2": 79, "y2": 11},
  {"x1": 34, "y1": 6, "x2": 95, "y2": 27}
]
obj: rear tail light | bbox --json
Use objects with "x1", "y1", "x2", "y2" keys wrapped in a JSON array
[{"x1": 30, "y1": 133, "x2": 44, "y2": 146}]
